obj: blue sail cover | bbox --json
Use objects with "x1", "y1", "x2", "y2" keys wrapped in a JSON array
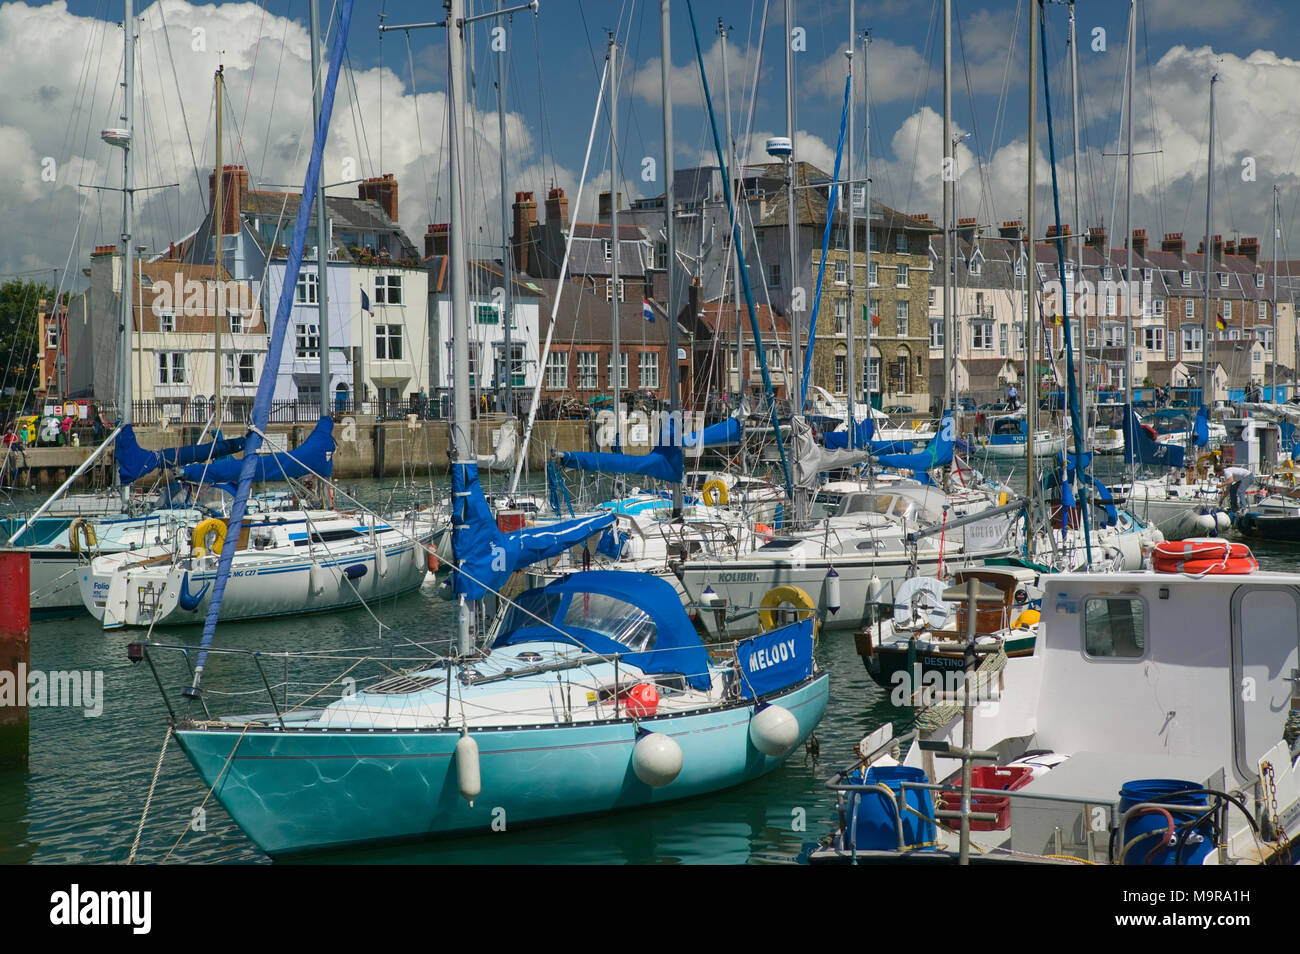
[
  {"x1": 1194, "y1": 405, "x2": 1209, "y2": 447},
  {"x1": 1122, "y1": 404, "x2": 1185, "y2": 469},
  {"x1": 452, "y1": 460, "x2": 614, "y2": 601},
  {"x1": 1045, "y1": 452, "x2": 1118, "y2": 526},
  {"x1": 490, "y1": 570, "x2": 713, "y2": 691},
  {"x1": 115, "y1": 424, "x2": 246, "y2": 484},
  {"x1": 875, "y1": 414, "x2": 955, "y2": 474},
  {"x1": 182, "y1": 417, "x2": 335, "y2": 486},
  {"x1": 683, "y1": 416, "x2": 741, "y2": 448},
  {"x1": 559, "y1": 445, "x2": 684, "y2": 483},
  {"x1": 823, "y1": 416, "x2": 875, "y2": 450}
]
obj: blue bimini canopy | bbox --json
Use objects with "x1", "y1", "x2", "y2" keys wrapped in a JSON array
[
  {"x1": 115, "y1": 424, "x2": 246, "y2": 484},
  {"x1": 490, "y1": 570, "x2": 713, "y2": 691},
  {"x1": 683, "y1": 415, "x2": 741, "y2": 448},
  {"x1": 182, "y1": 416, "x2": 335, "y2": 486},
  {"x1": 452, "y1": 461, "x2": 614, "y2": 601},
  {"x1": 559, "y1": 444, "x2": 684, "y2": 483}
]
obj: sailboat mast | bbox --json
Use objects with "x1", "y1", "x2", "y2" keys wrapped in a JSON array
[
  {"x1": 607, "y1": 36, "x2": 622, "y2": 452},
  {"x1": 1122, "y1": 0, "x2": 1135, "y2": 411},
  {"x1": 447, "y1": 0, "x2": 473, "y2": 655},
  {"x1": 845, "y1": 3, "x2": 856, "y2": 448},
  {"x1": 1273, "y1": 185, "x2": 1279, "y2": 400},
  {"x1": 214, "y1": 66, "x2": 225, "y2": 425},
  {"x1": 785, "y1": 0, "x2": 801, "y2": 414},
  {"x1": 719, "y1": 19, "x2": 742, "y2": 422},
  {"x1": 662, "y1": 1, "x2": 682, "y2": 516},
  {"x1": 1026, "y1": 0, "x2": 1038, "y2": 518},
  {"x1": 862, "y1": 30, "x2": 872, "y2": 427},
  {"x1": 310, "y1": 0, "x2": 330, "y2": 417},
  {"x1": 497, "y1": 0, "x2": 514, "y2": 417},
  {"x1": 1201, "y1": 73, "x2": 1218, "y2": 407},
  {"x1": 1068, "y1": 0, "x2": 1086, "y2": 444},
  {"x1": 942, "y1": 0, "x2": 953, "y2": 414},
  {"x1": 119, "y1": 0, "x2": 136, "y2": 438}
]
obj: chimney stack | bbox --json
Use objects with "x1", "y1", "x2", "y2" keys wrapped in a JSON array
[
  {"x1": 1239, "y1": 236, "x2": 1260, "y2": 264},
  {"x1": 512, "y1": 191, "x2": 538, "y2": 274},
  {"x1": 208, "y1": 164, "x2": 248, "y2": 237},
  {"x1": 911, "y1": 212, "x2": 934, "y2": 225},
  {"x1": 1224, "y1": 239, "x2": 1237, "y2": 257},
  {"x1": 1046, "y1": 223, "x2": 1072, "y2": 239},
  {"x1": 1161, "y1": 232, "x2": 1184, "y2": 257},
  {"x1": 998, "y1": 219, "x2": 1023, "y2": 240},
  {"x1": 425, "y1": 223, "x2": 449, "y2": 259},
  {"x1": 1131, "y1": 228, "x2": 1148, "y2": 258},
  {"x1": 1086, "y1": 225, "x2": 1107, "y2": 252},
  {"x1": 598, "y1": 191, "x2": 624, "y2": 218},
  {"x1": 544, "y1": 186, "x2": 570, "y2": 231},
  {"x1": 358, "y1": 173, "x2": 399, "y2": 223},
  {"x1": 956, "y1": 217, "x2": 978, "y2": 243}
]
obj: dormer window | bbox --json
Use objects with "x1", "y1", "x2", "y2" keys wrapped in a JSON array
[
  {"x1": 1064, "y1": 261, "x2": 1074, "y2": 276},
  {"x1": 1102, "y1": 266, "x2": 1112, "y2": 280},
  {"x1": 969, "y1": 260, "x2": 981, "y2": 277},
  {"x1": 602, "y1": 239, "x2": 612, "y2": 262},
  {"x1": 1181, "y1": 270, "x2": 1191, "y2": 286},
  {"x1": 1143, "y1": 267, "x2": 1153, "y2": 283},
  {"x1": 1256, "y1": 273, "x2": 1265, "y2": 289},
  {"x1": 1218, "y1": 272, "x2": 1229, "y2": 288},
  {"x1": 1014, "y1": 259, "x2": 1025, "y2": 277}
]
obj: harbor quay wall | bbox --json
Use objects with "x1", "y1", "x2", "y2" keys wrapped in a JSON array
[{"x1": 12, "y1": 417, "x2": 631, "y2": 487}]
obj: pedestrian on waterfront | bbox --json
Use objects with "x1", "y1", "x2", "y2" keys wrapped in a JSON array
[
  {"x1": 1007, "y1": 384, "x2": 1019, "y2": 411},
  {"x1": 417, "y1": 386, "x2": 429, "y2": 419}
]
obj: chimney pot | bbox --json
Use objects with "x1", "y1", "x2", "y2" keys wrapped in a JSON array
[{"x1": 358, "y1": 173, "x2": 400, "y2": 223}]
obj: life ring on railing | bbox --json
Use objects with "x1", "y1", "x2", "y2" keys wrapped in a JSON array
[
  {"x1": 892, "y1": 577, "x2": 954, "y2": 631},
  {"x1": 68, "y1": 517, "x2": 97, "y2": 555},
  {"x1": 192, "y1": 518, "x2": 227, "y2": 557},
  {"x1": 1151, "y1": 538, "x2": 1257, "y2": 575},
  {"x1": 757, "y1": 585, "x2": 819, "y2": 638},
  {"x1": 702, "y1": 478, "x2": 729, "y2": 507}
]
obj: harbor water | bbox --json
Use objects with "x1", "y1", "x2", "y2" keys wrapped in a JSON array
[{"x1": 0, "y1": 467, "x2": 1284, "y2": 864}]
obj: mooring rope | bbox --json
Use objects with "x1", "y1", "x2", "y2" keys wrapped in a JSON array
[{"x1": 126, "y1": 726, "x2": 172, "y2": 866}]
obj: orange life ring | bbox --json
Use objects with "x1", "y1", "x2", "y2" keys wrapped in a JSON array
[
  {"x1": 1151, "y1": 538, "x2": 1257, "y2": 575},
  {"x1": 426, "y1": 547, "x2": 440, "y2": 572},
  {"x1": 754, "y1": 522, "x2": 774, "y2": 540}
]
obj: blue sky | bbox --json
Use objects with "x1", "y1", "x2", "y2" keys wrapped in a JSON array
[{"x1": 5, "y1": 0, "x2": 1300, "y2": 286}]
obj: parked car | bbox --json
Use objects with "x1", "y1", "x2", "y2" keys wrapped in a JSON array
[
  {"x1": 978, "y1": 402, "x2": 1011, "y2": 413},
  {"x1": 882, "y1": 405, "x2": 914, "y2": 416}
]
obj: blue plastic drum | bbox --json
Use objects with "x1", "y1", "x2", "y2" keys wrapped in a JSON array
[
  {"x1": 847, "y1": 765, "x2": 936, "y2": 852},
  {"x1": 1117, "y1": 779, "x2": 1215, "y2": 865}
]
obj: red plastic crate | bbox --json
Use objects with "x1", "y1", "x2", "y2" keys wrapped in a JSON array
[{"x1": 939, "y1": 765, "x2": 1034, "y2": 831}]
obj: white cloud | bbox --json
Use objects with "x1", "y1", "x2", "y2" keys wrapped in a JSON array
[{"x1": 0, "y1": 0, "x2": 569, "y2": 287}]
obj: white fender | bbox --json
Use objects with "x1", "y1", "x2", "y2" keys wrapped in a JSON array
[
  {"x1": 893, "y1": 577, "x2": 954, "y2": 630},
  {"x1": 824, "y1": 567, "x2": 841, "y2": 615},
  {"x1": 455, "y1": 730, "x2": 481, "y2": 806},
  {"x1": 749, "y1": 703, "x2": 800, "y2": 756},
  {"x1": 308, "y1": 561, "x2": 325, "y2": 596},
  {"x1": 632, "y1": 732, "x2": 682, "y2": 787},
  {"x1": 375, "y1": 543, "x2": 389, "y2": 578}
]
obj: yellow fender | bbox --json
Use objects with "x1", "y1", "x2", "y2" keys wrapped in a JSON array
[
  {"x1": 997, "y1": 492, "x2": 1008, "y2": 507},
  {"x1": 701, "y1": 478, "x2": 729, "y2": 507},
  {"x1": 68, "y1": 517, "x2": 97, "y2": 556},
  {"x1": 757, "y1": 584, "x2": 820, "y2": 639},
  {"x1": 192, "y1": 518, "x2": 227, "y2": 557}
]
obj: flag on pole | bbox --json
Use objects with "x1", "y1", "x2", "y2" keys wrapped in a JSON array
[
  {"x1": 361, "y1": 287, "x2": 374, "y2": 316},
  {"x1": 862, "y1": 304, "x2": 879, "y2": 327},
  {"x1": 1215, "y1": 311, "x2": 1226, "y2": 331},
  {"x1": 642, "y1": 298, "x2": 655, "y2": 323}
]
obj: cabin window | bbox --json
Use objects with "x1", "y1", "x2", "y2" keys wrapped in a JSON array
[
  {"x1": 561, "y1": 593, "x2": 658, "y2": 653},
  {"x1": 1083, "y1": 597, "x2": 1146, "y2": 658}
]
